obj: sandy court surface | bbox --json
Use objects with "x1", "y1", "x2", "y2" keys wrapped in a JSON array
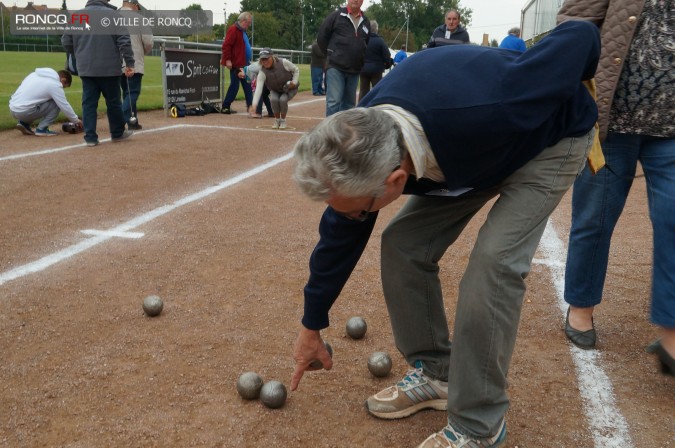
[{"x1": 1, "y1": 92, "x2": 673, "y2": 447}]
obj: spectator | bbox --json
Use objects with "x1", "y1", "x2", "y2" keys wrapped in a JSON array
[
  {"x1": 499, "y1": 27, "x2": 526, "y2": 52},
  {"x1": 309, "y1": 40, "x2": 326, "y2": 96},
  {"x1": 220, "y1": 12, "x2": 253, "y2": 115},
  {"x1": 359, "y1": 21, "x2": 391, "y2": 101},
  {"x1": 61, "y1": 0, "x2": 134, "y2": 147},
  {"x1": 393, "y1": 44, "x2": 408, "y2": 66},
  {"x1": 119, "y1": 0, "x2": 153, "y2": 130},
  {"x1": 427, "y1": 10, "x2": 470, "y2": 47},
  {"x1": 250, "y1": 48, "x2": 300, "y2": 130},
  {"x1": 558, "y1": 0, "x2": 674, "y2": 376},
  {"x1": 317, "y1": 0, "x2": 371, "y2": 116},
  {"x1": 291, "y1": 20, "x2": 600, "y2": 447},
  {"x1": 239, "y1": 61, "x2": 273, "y2": 119},
  {"x1": 9, "y1": 68, "x2": 81, "y2": 136}
]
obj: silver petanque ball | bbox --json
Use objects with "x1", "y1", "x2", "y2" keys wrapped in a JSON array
[
  {"x1": 367, "y1": 351, "x2": 393, "y2": 378},
  {"x1": 129, "y1": 115, "x2": 138, "y2": 125},
  {"x1": 142, "y1": 295, "x2": 163, "y2": 317},
  {"x1": 309, "y1": 341, "x2": 333, "y2": 369},
  {"x1": 260, "y1": 380, "x2": 287, "y2": 409},
  {"x1": 346, "y1": 316, "x2": 368, "y2": 339},
  {"x1": 236, "y1": 371, "x2": 264, "y2": 400}
]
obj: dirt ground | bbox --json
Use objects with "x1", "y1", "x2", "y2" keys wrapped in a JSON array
[{"x1": 1, "y1": 93, "x2": 673, "y2": 448}]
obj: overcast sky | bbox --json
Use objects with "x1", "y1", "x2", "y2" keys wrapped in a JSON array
[{"x1": 40, "y1": 0, "x2": 528, "y2": 46}]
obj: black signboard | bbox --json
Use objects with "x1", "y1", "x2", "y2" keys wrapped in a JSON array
[{"x1": 162, "y1": 47, "x2": 221, "y2": 107}]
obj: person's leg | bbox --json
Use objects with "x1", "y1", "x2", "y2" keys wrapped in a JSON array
[
  {"x1": 381, "y1": 191, "x2": 498, "y2": 380},
  {"x1": 222, "y1": 69, "x2": 240, "y2": 109},
  {"x1": 358, "y1": 73, "x2": 370, "y2": 103},
  {"x1": 311, "y1": 66, "x2": 322, "y2": 94},
  {"x1": 100, "y1": 76, "x2": 126, "y2": 138},
  {"x1": 81, "y1": 76, "x2": 101, "y2": 144},
  {"x1": 325, "y1": 68, "x2": 345, "y2": 117},
  {"x1": 564, "y1": 132, "x2": 640, "y2": 330},
  {"x1": 120, "y1": 74, "x2": 130, "y2": 124},
  {"x1": 444, "y1": 130, "x2": 593, "y2": 438},
  {"x1": 342, "y1": 73, "x2": 359, "y2": 110},
  {"x1": 262, "y1": 86, "x2": 273, "y2": 116},
  {"x1": 128, "y1": 73, "x2": 142, "y2": 123},
  {"x1": 371, "y1": 72, "x2": 383, "y2": 88},
  {"x1": 35, "y1": 100, "x2": 60, "y2": 130},
  {"x1": 640, "y1": 136, "x2": 675, "y2": 356},
  {"x1": 278, "y1": 93, "x2": 290, "y2": 118},
  {"x1": 241, "y1": 76, "x2": 253, "y2": 110}
]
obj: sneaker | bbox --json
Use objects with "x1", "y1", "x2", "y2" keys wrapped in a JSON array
[
  {"x1": 111, "y1": 130, "x2": 134, "y2": 142},
  {"x1": 35, "y1": 127, "x2": 57, "y2": 137},
  {"x1": 416, "y1": 420, "x2": 506, "y2": 448},
  {"x1": 365, "y1": 363, "x2": 448, "y2": 419},
  {"x1": 86, "y1": 140, "x2": 99, "y2": 147},
  {"x1": 279, "y1": 119, "x2": 287, "y2": 129},
  {"x1": 272, "y1": 119, "x2": 280, "y2": 129},
  {"x1": 221, "y1": 107, "x2": 237, "y2": 114},
  {"x1": 16, "y1": 121, "x2": 34, "y2": 135}
]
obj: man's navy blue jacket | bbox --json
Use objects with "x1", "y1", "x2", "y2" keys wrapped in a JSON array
[{"x1": 302, "y1": 21, "x2": 601, "y2": 330}]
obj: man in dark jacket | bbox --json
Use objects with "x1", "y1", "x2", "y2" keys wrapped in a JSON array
[
  {"x1": 61, "y1": 0, "x2": 135, "y2": 147},
  {"x1": 427, "y1": 9, "x2": 470, "y2": 47},
  {"x1": 220, "y1": 12, "x2": 253, "y2": 114},
  {"x1": 317, "y1": 0, "x2": 371, "y2": 116},
  {"x1": 291, "y1": 21, "x2": 600, "y2": 447},
  {"x1": 358, "y1": 21, "x2": 391, "y2": 101}
]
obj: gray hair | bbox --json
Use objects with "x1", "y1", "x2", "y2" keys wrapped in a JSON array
[
  {"x1": 508, "y1": 27, "x2": 520, "y2": 36},
  {"x1": 293, "y1": 108, "x2": 404, "y2": 201},
  {"x1": 238, "y1": 12, "x2": 252, "y2": 23},
  {"x1": 370, "y1": 20, "x2": 378, "y2": 33}
]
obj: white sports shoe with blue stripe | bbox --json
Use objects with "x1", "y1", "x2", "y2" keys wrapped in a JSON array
[
  {"x1": 365, "y1": 364, "x2": 448, "y2": 419},
  {"x1": 416, "y1": 419, "x2": 507, "y2": 448}
]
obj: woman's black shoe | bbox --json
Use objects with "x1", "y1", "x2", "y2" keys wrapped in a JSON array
[
  {"x1": 652, "y1": 340, "x2": 675, "y2": 377},
  {"x1": 564, "y1": 307, "x2": 596, "y2": 349}
]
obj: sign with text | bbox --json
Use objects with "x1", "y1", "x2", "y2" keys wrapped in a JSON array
[{"x1": 163, "y1": 48, "x2": 221, "y2": 107}]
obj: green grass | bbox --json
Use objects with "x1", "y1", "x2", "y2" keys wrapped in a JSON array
[{"x1": 1, "y1": 52, "x2": 312, "y2": 131}]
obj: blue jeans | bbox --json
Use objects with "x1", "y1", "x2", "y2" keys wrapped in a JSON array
[
  {"x1": 222, "y1": 67, "x2": 252, "y2": 109},
  {"x1": 311, "y1": 66, "x2": 325, "y2": 94},
  {"x1": 381, "y1": 131, "x2": 593, "y2": 437},
  {"x1": 565, "y1": 132, "x2": 675, "y2": 328},
  {"x1": 256, "y1": 84, "x2": 273, "y2": 116},
  {"x1": 81, "y1": 76, "x2": 126, "y2": 143},
  {"x1": 121, "y1": 73, "x2": 143, "y2": 125},
  {"x1": 325, "y1": 68, "x2": 358, "y2": 116}
]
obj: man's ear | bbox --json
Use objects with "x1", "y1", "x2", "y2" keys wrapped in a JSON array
[{"x1": 385, "y1": 167, "x2": 408, "y2": 190}]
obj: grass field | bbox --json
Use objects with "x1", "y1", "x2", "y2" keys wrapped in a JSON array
[{"x1": 1, "y1": 52, "x2": 313, "y2": 131}]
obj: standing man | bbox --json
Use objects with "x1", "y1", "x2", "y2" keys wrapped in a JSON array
[
  {"x1": 220, "y1": 12, "x2": 253, "y2": 115},
  {"x1": 427, "y1": 10, "x2": 470, "y2": 47},
  {"x1": 9, "y1": 68, "x2": 82, "y2": 136},
  {"x1": 499, "y1": 27, "x2": 527, "y2": 52},
  {"x1": 61, "y1": 0, "x2": 135, "y2": 147},
  {"x1": 120, "y1": 0, "x2": 153, "y2": 130},
  {"x1": 291, "y1": 20, "x2": 600, "y2": 447},
  {"x1": 317, "y1": 0, "x2": 371, "y2": 116},
  {"x1": 309, "y1": 40, "x2": 326, "y2": 96}
]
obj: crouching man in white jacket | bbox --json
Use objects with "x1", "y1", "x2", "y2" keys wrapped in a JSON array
[{"x1": 9, "y1": 68, "x2": 82, "y2": 136}]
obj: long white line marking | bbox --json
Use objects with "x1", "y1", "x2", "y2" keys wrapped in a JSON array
[
  {"x1": 536, "y1": 221, "x2": 633, "y2": 448},
  {"x1": 0, "y1": 97, "x2": 321, "y2": 162},
  {"x1": 0, "y1": 151, "x2": 293, "y2": 286}
]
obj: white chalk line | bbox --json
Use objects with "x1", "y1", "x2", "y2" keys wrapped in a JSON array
[
  {"x1": 0, "y1": 97, "x2": 320, "y2": 163},
  {"x1": 535, "y1": 221, "x2": 633, "y2": 448},
  {"x1": 0, "y1": 151, "x2": 293, "y2": 287}
]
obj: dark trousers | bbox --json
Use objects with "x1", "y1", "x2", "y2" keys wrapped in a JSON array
[
  {"x1": 121, "y1": 73, "x2": 143, "y2": 125},
  {"x1": 222, "y1": 67, "x2": 253, "y2": 109},
  {"x1": 81, "y1": 76, "x2": 126, "y2": 143},
  {"x1": 256, "y1": 84, "x2": 273, "y2": 116},
  {"x1": 359, "y1": 71, "x2": 383, "y2": 101}
]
